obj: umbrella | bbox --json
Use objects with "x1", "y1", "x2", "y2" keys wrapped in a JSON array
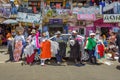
[{"x1": 3, "y1": 19, "x2": 18, "y2": 24}]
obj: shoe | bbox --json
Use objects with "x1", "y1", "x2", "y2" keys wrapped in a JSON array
[
  {"x1": 80, "y1": 63, "x2": 85, "y2": 66},
  {"x1": 57, "y1": 62, "x2": 61, "y2": 65},
  {"x1": 5, "y1": 60, "x2": 11, "y2": 63},
  {"x1": 47, "y1": 61, "x2": 51, "y2": 65},
  {"x1": 94, "y1": 63, "x2": 100, "y2": 65},
  {"x1": 62, "y1": 59, "x2": 66, "y2": 62},
  {"x1": 75, "y1": 63, "x2": 81, "y2": 67},
  {"x1": 75, "y1": 63, "x2": 85, "y2": 67},
  {"x1": 41, "y1": 63, "x2": 45, "y2": 66}
]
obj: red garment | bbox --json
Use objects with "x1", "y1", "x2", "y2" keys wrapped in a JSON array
[
  {"x1": 98, "y1": 44, "x2": 104, "y2": 57},
  {"x1": 40, "y1": 40, "x2": 51, "y2": 59},
  {"x1": 26, "y1": 53, "x2": 35, "y2": 64},
  {"x1": 26, "y1": 50, "x2": 36, "y2": 64}
]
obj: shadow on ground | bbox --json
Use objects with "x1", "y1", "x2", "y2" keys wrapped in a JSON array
[{"x1": 116, "y1": 65, "x2": 120, "y2": 70}]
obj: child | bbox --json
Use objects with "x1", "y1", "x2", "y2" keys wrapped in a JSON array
[{"x1": 108, "y1": 42, "x2": 117, "y2": 61}]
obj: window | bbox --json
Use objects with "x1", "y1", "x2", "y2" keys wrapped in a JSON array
[{"x1": 77, "y1": 21, "x2": 86, "y2": 26}]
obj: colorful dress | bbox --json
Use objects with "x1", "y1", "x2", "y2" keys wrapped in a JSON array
[{"x1": 13, "y1": 35, "x2": 25, "y2": 62}]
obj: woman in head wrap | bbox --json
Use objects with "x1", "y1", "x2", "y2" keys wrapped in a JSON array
[
  {"x1": 69, "y1": 30, "x2": 85, "y2": 66},
  {"x1": 13, "y1": 26, "x2": 25, "y2": 62}
]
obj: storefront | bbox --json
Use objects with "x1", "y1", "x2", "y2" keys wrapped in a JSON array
[
  {"x1": 43, "y1": 8, "x2": 70, "y2": 36},
  {"x1": 94, "y1": 18, "x2": 119, "y2": 37},
  {"x1": 76, "y1": 14, "x2": 96, "y2": 36},
  {"x1": 43, "y1": 18, "x2": 66, "y2": 36}
]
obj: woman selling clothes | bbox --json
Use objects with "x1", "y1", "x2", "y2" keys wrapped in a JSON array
[
  {"x1": 13, "y1": 27, "x2": 25, "y2": 62},
  {"x1": 24, "y1": 29, "x2": 37, "y2": 65},
  {"x1": 69, "y1": 30, "x2": 85, "y2": 66},
  {"x1": 39, "y1": 32, "x2": 52, "y2": 66}
]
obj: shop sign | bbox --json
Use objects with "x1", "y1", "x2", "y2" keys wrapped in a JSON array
[
  {"x1": 16, "y1": 12, "x2": 42, "y2": 24},
  {"x1": 73, "y1": 7, "x2": 100, "y2": 14},
  {"x1": 49, "y1": 19, "x2": 63, "y2": 24},
  {"x1": 54, "y1": 9, "x2": 70, "y2": 15},
  {"x1": 104, "y1": 14, "x2": 120, "y2": 23},
  {"x1": 77, "y1": 14, "x2": 96, "y2": 20}
]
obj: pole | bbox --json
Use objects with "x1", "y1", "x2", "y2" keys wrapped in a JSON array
[{"x1": 70, "y1": 0, "x2": 73, "y2": 11}]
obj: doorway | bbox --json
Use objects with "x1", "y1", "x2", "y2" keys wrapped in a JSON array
[
  {"x1": 101, "y1": 27, "x2": 111, "y2": 38},
  {"x1": 49, "y1": 27, "x2": 63, "y2": 37}
]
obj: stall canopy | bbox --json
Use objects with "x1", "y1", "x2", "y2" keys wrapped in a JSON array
[
  {"x1": 3, "y1": 19, "x2": 18, "y2": 24},
  {"x1": 94, "y1": 18, "x2": 118, "y2": 27}
]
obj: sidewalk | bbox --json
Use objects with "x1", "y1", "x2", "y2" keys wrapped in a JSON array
[
  {"x1": 0, "y1": 46, "x2": 23, "y2": 63},
  {"x1": 0, "y1": 46, "x2": 8, "y2": 63},
  {"x1": 0, "y1": 45, "x2": 7, "y2": 52}
]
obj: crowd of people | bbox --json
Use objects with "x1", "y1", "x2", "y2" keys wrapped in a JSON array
[{"x1": 5, "y1": 26, "x2": 120, "y2": 66}]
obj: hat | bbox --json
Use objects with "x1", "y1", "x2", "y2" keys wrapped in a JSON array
[
  {"x1": 55, "y1": 31, "x2": 61, "y2": 35},
  {"x1": 90, "y1": 33, "x2": 96, "y2": 36},
  {"x1": 16, "y1": 26, "x2": 24, "y2": 32},
  {"x1": 72, "y1": 30, "x2": 77, "y2": 33},
  {"x1": 31, "y1": 29, "x2": 36, "y2": 34}
]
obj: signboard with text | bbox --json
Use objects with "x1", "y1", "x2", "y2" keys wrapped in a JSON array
[
  {"x1": 104, "y1": 14, "x2": 120, "y2": 23},
  {"x1": 77, "y1": 14, "x2": 96, "y2": 21},
  {"x1": 49, "y1": 19, "x2": 63, "y2": 24},
  {"x1": 16, "y1": 12, "x2": 42, "y2": 24}
]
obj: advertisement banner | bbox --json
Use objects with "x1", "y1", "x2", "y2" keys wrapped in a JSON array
[
  {"x1": 77, "y1": 14, "x2": 96, "y2": 20},
  {"x1": 16, "y1": 12, "x2": 42, "y2": 24},
  {"x1": 104, "y1": 14, "x2": 120, "y2": 23}
]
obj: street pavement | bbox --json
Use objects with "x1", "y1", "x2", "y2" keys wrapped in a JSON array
[
  {"x1": 0, "y1": 46, "x2": 120, "y2": 80},
  {"x1": 0, "y1": 60, "x2": 120, "y2": 80}
]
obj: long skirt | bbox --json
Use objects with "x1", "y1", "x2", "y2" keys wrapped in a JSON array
[{"x1": 70, "y1": 41, "x2": 80, "y2": 60}]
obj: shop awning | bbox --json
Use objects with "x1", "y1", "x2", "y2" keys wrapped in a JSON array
[{"x1": 94, "y1": 18, "x2": 118, "y2": 27}]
